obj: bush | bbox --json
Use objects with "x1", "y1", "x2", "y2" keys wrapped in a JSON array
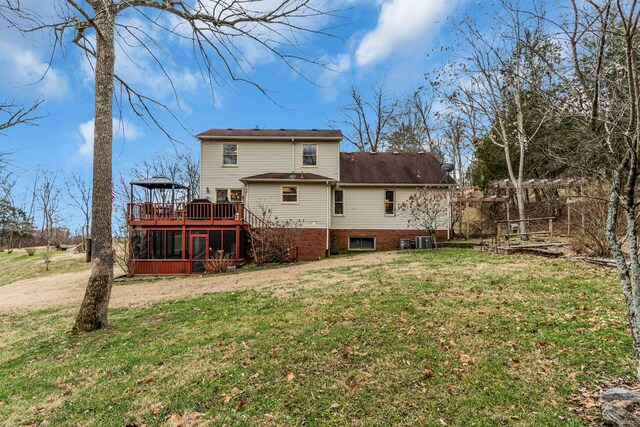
[
  {"x1": 204, "y1": 250, "x2": 228, "y2": 274},
  {"x1": 568, "y1": 195, "x2": 618, "y2": 257},
  {"x1": 248, "y1": 206, "x2": 302, "y2": 266},
  {"x1": 25, "y1": 247, "x2": 36, "y2": 256}
]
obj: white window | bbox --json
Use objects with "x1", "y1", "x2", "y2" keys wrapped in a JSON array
[
  {"x1": 302, "y1": 144, "x2": 317, "y2": 166},
  {"x1": 334, "y1": 189, "x2": 344, "y2": 215},
  {"x1": 223, "y1": 143, "x2": 238, "y2": 166},
  {"x1": 349, "y1": 237, "x2": 376, "y2": 251},
  {"x1": 385, "y1": 189, "x2": 395, "y2": 215},
  {"x1": 282, "y1": 186, "x2": 298, "y2": 203}
]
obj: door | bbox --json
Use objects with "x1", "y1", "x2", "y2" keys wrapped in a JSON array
[{"x1": 190, "y1": 234, "x2": 208, "y2": 274}]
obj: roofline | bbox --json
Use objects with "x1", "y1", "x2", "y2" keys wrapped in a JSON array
[
  {"x1": 337, "y1": 183, "x2": 455, "y2": 187},
  {"x1": 198, "y1": 135, "x2": 342, "y2": 142},
  {"x1": 241, "y1": 178, "x2": 338, "y2": 183}
]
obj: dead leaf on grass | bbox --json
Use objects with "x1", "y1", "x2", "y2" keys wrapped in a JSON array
[{"x1": 423, "y1": 366, "x2": 434, "y2": 379}]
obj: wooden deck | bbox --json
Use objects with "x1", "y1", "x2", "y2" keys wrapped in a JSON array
[{"x1": 127, "y1": 202, "x2": 244, "y2": 226}]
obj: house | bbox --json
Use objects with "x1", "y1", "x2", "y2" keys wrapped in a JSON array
[{"x1": 126, "y1": 129, "x2": 455, "y2": 275}]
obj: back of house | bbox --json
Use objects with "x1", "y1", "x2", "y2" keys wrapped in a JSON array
[{"x1": 198, "y1": 128, "x2": 455, "y2": 260}]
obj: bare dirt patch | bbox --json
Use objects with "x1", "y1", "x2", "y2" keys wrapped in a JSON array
[{"x1": 0, "y1": 251, "x2": 399, "y2": 314}]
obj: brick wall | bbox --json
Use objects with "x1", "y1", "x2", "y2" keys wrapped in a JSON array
[
  {"x1": 330, "y1": 229, "x2": 450, "y2": 254},
  {"x1": 290, "y1": 228, "x2": 451, "y2": 260},
  {"x1": 294, "y1": 228, "x2": 328, "y2": 261}
]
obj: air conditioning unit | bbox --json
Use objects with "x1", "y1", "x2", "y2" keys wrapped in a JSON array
[
  {"x1": 400, "y1": 238, "x2": 413, "y2": 250},
  {"x1": 416, "y1": 236, "x2": 434, "y2": 249}
]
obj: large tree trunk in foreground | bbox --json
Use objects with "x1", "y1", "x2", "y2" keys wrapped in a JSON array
[{"x1": 73, "y1": 4, "x2": 115, "y2": 333}]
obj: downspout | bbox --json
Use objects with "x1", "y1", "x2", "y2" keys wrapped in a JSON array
[
  {"x1": 291, "y1": 138, "x2": 295, "y2": 172},
  {"x1": 245, "y1": 182, "x2": 249, "y2": 210},
  {"x1": 447, "y1": 187, "x2": 452, "y2": 240},
  {"x1": 326, "y1": 181, "x2": 330, "y2": 257}
]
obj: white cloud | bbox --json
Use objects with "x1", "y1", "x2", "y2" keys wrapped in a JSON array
[
  {"x1": 318, "y1": 54, "x2": 352, "y2": 101},
  {"x1": 0, "y1": 37, "x2": 69, "y2": 100},
  {"x1": 356, "y1": 0, "x2": 460, "y2": 67},
  {"x1": 78, "y1": 118, "x2": 142, "y2": 159}
]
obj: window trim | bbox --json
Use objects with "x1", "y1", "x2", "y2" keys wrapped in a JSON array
[
  {"x1": 333, "y1": 189, "x2": 344, "y2": 216},
  {"x1": 222, "y1": 143, "x2": 238, "y2": 167},
  {"x1": 384, "y1": 189, "x2": 396, "y2": 216},
  {"x1": 215, "y1": 188, "x2": 244, "y2": 202},
  {"x1": 302, "y1": 143, "x2": 318, "y2": 168},
  {"x1": 348, "y1": 236, "x2": 376, "y2": 251},
  {"x1": 281, "y1": 185, "x2": 299, "y2": 204},
  {"x1": 229, "y1": 189, "x2": 243, "y2": 203}
]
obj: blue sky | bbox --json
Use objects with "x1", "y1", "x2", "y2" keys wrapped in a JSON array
[{"x1": 0, "y1": 0, "x2": 471, "y2": 230}]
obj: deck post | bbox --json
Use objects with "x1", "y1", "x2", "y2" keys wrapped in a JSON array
[{"x1": 235, "y1": 226, "x2": 240, "y2": 260}]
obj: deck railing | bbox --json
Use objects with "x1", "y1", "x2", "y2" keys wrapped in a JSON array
[{"x1": 127, "y1": 202, "x2": 243, "y2": 223}]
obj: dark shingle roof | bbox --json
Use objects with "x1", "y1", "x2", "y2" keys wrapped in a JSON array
[
  {"x1": 340, "y1": 152, "x2": 455, "y2": 185},
  {"x1": 197, "y1": 128, "x2": 343, "y2": 140},
  {"x1": 241, "y1": 172, "x2": 336, "y2": 182},
  {"x1": 130, "y1": 176, "x2": 188, "y2": 189}
]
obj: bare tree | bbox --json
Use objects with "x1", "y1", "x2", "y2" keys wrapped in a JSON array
[
  {"x1": 3, "y1": 0, "x2": 335, "y2": 332},
  {"x1": 440, "y1": 113, "x2": 471, "y2": 188},
  {"x1": 398, "y1": 189, "x2": 448, "y2": 246},
  {"x1": 34, "y1": 169, "x2": 62, "y2": 271},
  {"x1": 335, "y1": 85, "x2": 398, "y2": 152},
  {"x1": 557, "y1": 0, "x2": 640, "y2": 378},
  {"x1": 389, "y1": 88, "x2": 442, "y2": 155},
  {"x1": 0, "y1": 99, "x2": 44, "y2": 132},
  {"x1": 139, "y1": 152, "x2": 200, "y2": 201},
  {"x1": 65, "y1": 172, "x2": 92, "y2": 249},
  {"x1": 441, "y1": 0, "x2": 558, "y2": 238}
]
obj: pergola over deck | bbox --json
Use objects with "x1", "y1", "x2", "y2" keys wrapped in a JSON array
[{"x1": 129, "y1": 176, "x2": 190, "y2": 206}]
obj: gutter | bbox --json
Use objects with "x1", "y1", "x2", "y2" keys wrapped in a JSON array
[
  {"x1": 337, "y1": 183, "x2": 455, "y2": 188},
  {"x1": 197, "y1": 135, "x2": 343, "y2": 142},
  {"x1": 326, "y1": 181, "x2": 330, "y2": 257},
  {"x1": 240, "y1": 178, "x2": 339, "y2": 184}
]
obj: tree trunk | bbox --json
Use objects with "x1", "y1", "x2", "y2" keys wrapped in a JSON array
[
  {"x1": 73, "y1": 4, "x2": 115, "y2": 333},
  {"x1": 514, "y1": 185, "x2": 527, "y2": 240}
]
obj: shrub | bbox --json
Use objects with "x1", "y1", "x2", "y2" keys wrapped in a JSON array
[
  {"x1": 25, "y1": 247, "x2": 36, "y2": 256},
  {"x1": 204, "y1": 250, "x2": 228, "y2": 274},
  {"x1": 248, "y1": 206, "x2": 302, "y2": 266},
  {"x1": 568, "y1": 195, "x2": 619, "y2": 258}
]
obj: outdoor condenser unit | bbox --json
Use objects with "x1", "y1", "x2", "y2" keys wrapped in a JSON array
[
  {"x1": 400, "y1": 238, "x2": 413, "y2": 250},
  {"x1": 416, "y1": 236, "x2": 434, "y2": 249}
]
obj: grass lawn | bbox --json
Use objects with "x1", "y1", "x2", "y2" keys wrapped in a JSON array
[
  {"x1": 0, "y1": 249, "x2": 634, "y2": 426},
  {"x1": 0, "y1": 249, "x2": 89, "y2": 287}
]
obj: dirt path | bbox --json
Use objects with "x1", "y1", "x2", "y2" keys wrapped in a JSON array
[{"x1": 0, "y1": 251, "x2": 400, "y2": 314}]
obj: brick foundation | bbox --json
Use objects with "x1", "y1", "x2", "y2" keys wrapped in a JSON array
[
  {"x1": 294, "y1": 228, "x2": 328, "y2": 261},
  {"x1": 292, "y1": 228, "x2": 451, "y2": 260},
  {"x1": 330, "y1": 229, "x2": 450, "y2": 254}
]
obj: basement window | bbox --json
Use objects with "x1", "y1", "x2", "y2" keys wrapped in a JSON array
[{"x1": 349, "y1": 237, "x2": 375, "y2": 251}]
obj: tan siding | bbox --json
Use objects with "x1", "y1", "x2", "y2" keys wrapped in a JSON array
[
  {"x1": 332, "y1": 187, "x2": 450, "y2": 230},
  {"x1": 200, "y1": 140, "x2": 340, "y2": 198},
  {"x1": 246, "y1": 182, "x2": 329, "y2": 228},
  {"x1": 294, "y1": 142, "x2": 340, "y2": 179}
]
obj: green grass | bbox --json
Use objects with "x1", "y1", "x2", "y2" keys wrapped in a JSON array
[
  {"x1": 0, "y1": 249, "x2": 633, "y2": 426},
  {"x1": 0, "y1": 249, "x2": 90, "y2": 287}
]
